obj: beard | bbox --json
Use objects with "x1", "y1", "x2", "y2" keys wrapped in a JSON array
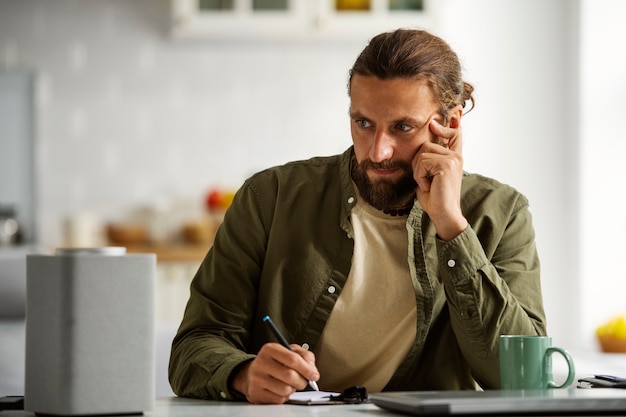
[{"x1": 351, "y1": 154, "x2": 417, "y2": 211}]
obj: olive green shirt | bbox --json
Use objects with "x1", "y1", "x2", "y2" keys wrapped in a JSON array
[{"x1": 168, "y1": 147, "x2": 547, "y2": 400}]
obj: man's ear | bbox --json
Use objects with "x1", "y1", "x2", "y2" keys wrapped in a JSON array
[{"x1": 447, "y1": 105, "x2": 463, "y2": 129}]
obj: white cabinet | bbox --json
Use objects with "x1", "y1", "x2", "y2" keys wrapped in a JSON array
[{"x1": 171, "y1": 0, "x2": 438, "y2": 40}]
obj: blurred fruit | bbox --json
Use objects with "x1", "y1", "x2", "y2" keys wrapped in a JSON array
[
  {"x1": 220, "y1": 191, "x2": 235, "y2": 210},
  {"x1": 205, "y1": 189, "x2": 223, "y2": 211},
  {"x1": 205, "y1": 188, "x2": 236, "y2": 212},
  {"x1": 596, "y1": 315, "x2": 626, "y2": 353},
  {"x1": 597, "y1": 316, "x2": 626, "y2": 339}
]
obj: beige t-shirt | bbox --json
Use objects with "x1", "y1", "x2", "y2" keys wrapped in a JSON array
[{"x1": 315, "y1": 197, "x2": 417, "y2": 393}]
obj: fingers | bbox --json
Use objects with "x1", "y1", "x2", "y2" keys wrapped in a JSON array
[
  {"x1": 275, "y1": 344, "x2": 319, "y2": 384},
  {"x1": 239, "y1": 343, "x2": 320, "y2": 404},
  {"x1": 413, "y1": 149, "x2": 461, "y2": 193},
  {"x1": 429, "y1": 118, "x2": 462, "y2": 153},
  {"x1": 412, "y1": 116, "x2": 466, "y2": 241},
  {"x1": 290, "y1": 344, "x2": 317, "y2": 369},
  {"x1": 413, "y1": 116, "x2": 463, "y2": 190}
]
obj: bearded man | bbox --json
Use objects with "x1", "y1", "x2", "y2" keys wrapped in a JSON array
[{"x1": 169, "y1": 28, "x2": 546, "y2": 404}]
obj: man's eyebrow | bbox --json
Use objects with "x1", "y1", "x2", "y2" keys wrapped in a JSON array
[
  {"x1": 349, "y1": 110, "x2": 366, "y2": 119},
  {"x1": 349, "y1": 111, "x2": 428, "y2": 127},
  {"x1": 394, "y1": 116, "x2": 427, "y2": 127}
]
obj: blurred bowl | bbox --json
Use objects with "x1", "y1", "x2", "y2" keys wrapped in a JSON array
[
  {"x1": 106, "y1": 223, "x2": 148, "y2": 246},
  {"x1": 598, "y1": 334, "x2": 626, "y2": 353},
  {"x1": 181, "y1": 219, "x2": 215, "y2": 245}
]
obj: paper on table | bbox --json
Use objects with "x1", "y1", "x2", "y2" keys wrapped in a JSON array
[{"x1": 288, "y1": 391, "x2": 342, "y2": 405}]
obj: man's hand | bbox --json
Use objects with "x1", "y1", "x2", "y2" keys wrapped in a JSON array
[
  {"x1": 231, "y1": 343, "x2": 320, "y2": 404},
  {"x1": 413, "y1": 116, "x2": 468, "y2": 241}
]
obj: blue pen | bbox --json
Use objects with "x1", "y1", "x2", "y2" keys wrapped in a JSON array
[{"x1": 262, "y1": 315, "x2": 320, "y2": 391}]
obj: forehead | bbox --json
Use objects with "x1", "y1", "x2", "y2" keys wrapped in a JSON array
[{"x1": 349, "y1": 75, "x2": 438, "y2": 119}]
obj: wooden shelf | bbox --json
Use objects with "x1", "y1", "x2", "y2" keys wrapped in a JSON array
[{"x1": 124, "y1": 243, "x2": 210, "y2": 263}]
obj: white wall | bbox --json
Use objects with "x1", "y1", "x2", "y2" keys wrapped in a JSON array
[
  {"x1": 578, "y1": 0, "x2": 626, "y2": 350},
  {"x1": 1, "y1": 0, "x2": 623, "y2": 352},
  {"x1": 441, "y1": 0, "x2": 626, "y2": 351},
  {"x1": 437, "y1": 0, "x2": 581, "y2": 350}
]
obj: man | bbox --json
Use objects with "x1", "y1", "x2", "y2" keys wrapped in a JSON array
[{"x1": 169, "y1": 29, "x2": 546, "y2": 404}]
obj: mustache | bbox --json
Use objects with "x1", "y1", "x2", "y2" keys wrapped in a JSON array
[{"x1": 358, "y1": 159, "x2": 412, "y2": 171}]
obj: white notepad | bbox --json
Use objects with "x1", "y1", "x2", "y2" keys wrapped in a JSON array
[{"x1": 288, "y1": 391, "x2": 341, "y2": 405}]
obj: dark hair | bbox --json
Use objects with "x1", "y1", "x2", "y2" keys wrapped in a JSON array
[{"x1": 348, "y1": 29, "x2": 475, "y2": 121}]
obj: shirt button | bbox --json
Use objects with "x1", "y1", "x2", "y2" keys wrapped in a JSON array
[
  {"x1": 447, "y1": 259, "x2": 456, "y2": 268},
  {"x1": 328, "y1": 285, "x2": 336, "y2": 294},
  {"x1": 219, "y1": 391, "x2": 227, "y2": 399},
  {"x1": 348, "y1": 197, "x2": 355, "y2": 204},
  {"x1": 302, "y1": 343, "x2": 310, "y2": 350}
]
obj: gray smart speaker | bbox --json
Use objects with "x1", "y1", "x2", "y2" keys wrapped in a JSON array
[{"x1": 24, "y1": 247, "x2": 156, "y2": 415}]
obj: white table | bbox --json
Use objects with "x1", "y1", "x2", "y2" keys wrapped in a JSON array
[
  {"x1": 5, "y1": 394, "x2": 626, "y2": 417},
  {"x1": 1, "y1": 396, "x2": 381, "y2": 417}
]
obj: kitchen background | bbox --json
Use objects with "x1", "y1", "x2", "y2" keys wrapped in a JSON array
[{"x1": 1, "y1": 0, "x2": 625, "y2": 396}]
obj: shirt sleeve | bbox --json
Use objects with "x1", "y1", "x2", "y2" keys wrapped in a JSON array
[
  {"x1": 168, "y1": 179, "x2": 268, "y2": 401},
  {"x1": 435, "y1": 193, "x2": 546, "y2": 389}
]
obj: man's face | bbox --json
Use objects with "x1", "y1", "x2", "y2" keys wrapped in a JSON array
[{"x1": 349, "y1": 75, "x2": 443, "y2": 210}]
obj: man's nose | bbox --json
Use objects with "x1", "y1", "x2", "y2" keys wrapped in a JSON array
[{"x1": 370, "y1": 130, "x2": 394, "y2": 162}]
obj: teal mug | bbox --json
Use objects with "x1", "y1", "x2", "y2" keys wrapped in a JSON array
[{"x1": 499, "y1": 335, "x2": 575, "y2": 390}]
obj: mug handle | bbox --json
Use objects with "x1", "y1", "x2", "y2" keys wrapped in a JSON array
[{"x1": 546, "y1": 347, "x2": 576, "y2": 389}]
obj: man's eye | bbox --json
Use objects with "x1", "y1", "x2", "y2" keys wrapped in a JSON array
[
  {"x1": 356, "y1": 119, "x2": 372, "y2": 128},
  {"x1": 396, "y1": 123, "x2": 412, "y2": 132}
]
